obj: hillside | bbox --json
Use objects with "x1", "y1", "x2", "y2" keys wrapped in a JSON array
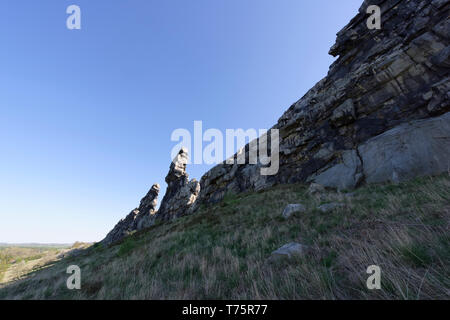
[
  {"x1": 0, "y1": 246, "x2": 69, "y2": 285},
  {"x1": 1, "y1": 0, "x2": 449, "y2": 301},
  {"x1": 0, "y1": 174, "x2": 448, "y2": 299}
]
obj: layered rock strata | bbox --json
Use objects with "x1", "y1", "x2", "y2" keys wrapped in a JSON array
[{"x1": 196, "y1": 0, "x2": 450, "y2": 204}]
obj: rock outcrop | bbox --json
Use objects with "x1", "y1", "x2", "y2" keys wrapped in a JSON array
[
  {"x1": 313, "y1": 111, "x2": 450, "y2": 188},
  {"x1": 195, "y1": 0, "x2": 450, "y2": 203},
  {"x1": 157, "y1": 147, "x2": 200, "y2": 221},
  {"x1": 101, "y1": 184, "x2": 160, "y2": 246},
  {"x1": 101, "y1": 149, "x2": 200, "y2": 245},
  {"x1": 282, "y1": 204, "x2": 306, "y2": 219},
  {"x1": 102, "y1": 0, "x2": 449, "y2": 245},
  {"x1": 270, "y1": 243, "x2": 308, "y2": 261},
  {"x1": 359, "y1": 111, "x2": 450, "y2": 184}
]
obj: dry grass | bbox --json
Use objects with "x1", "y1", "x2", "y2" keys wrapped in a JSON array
[
  {"x1": 0, "y1": 247, "x2": 66, "y2": 285},
  {"x1": 0, "y1": 174, "x2": 449, "y2": 300}
]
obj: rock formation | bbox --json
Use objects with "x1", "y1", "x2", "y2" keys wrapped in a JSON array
[
  {"x1": 196, "y1": 0, "x2": 450, "y2": 204},
  {"x1": 101, "y1": 184, "x2": 160, "y2": 246},
  {"x1": 102, "y1": 0, "x2": 449, "y2": 245},
  {"x1": 157, "y1": 147, "x2": 200, "y2": 221},
  {"x1": 101, "y1": 149, "x2": 200, "y2": 245}
]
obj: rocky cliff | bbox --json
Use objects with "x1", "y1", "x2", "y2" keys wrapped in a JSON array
[
  {"x1": 196, "y1": 0, "x2": 450, "y2": 205},
  {"x1": 102, "y1": 0, "x2": 450, "y2": 245}
]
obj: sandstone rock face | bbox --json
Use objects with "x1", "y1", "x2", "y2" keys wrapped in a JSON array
[
  {"x1": 359, "y1": 111, "x2": 450, "y2": 184},
  {"x1": 195, "y1": 0, "x2": 450, "y2": 205},
  {"x1": 312, "y1": 111, "x2": 450, "y2": 189},
  {"x1": 135, "y1": 184, "x2": 161, "y2": 230},
  {"x1": 102, "y1": 184, "x2": 160, "y2": 246},
  {"x1": 309, "y1": 150, "x2": 364, "y2": 191},
  {"x1": 156, "y1": 147, "x2": 200, "y2": 221}
]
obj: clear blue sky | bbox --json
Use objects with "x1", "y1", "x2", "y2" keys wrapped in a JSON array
[{"x1": 0, "y1": 0, "x2": 362, "y2": 243}]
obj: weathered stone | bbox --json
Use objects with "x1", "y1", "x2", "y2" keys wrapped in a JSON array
[
  {"x1": 331, "y1": 99, "x2": 356, "y2": 127},
  {"x1": 270, "y1": 243, "x2": 307, "y2": 261},
  {"x1": 359, "y1": 112, "x2": 450, "y2": 184},
  {"x1": 428, "y1": 77, "x2": 450, "y2": 115},
  {"x1": 157, "y1": 148, "x2": 201, "y2": 221},
  {"x1": 101, "y1": 183, "x2": 160, "y2": 246},
  {"x1": 282, "y1": 204, "x2": 306, "y2": 219},
  {"x1": 138, "y1": 184, "x2": 160, "y2": 216},
  {"x1": 311, "y1": 150, "x2": 363, "y2": 191},
  {"x1": 194, "y1": 0, "x2": 450, "y2": 206}
]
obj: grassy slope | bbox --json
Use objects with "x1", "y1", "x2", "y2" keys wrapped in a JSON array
[
  {"x1": 0, "y1": 174, "x2": 449, "y2": 300},
  {"x1": 0, "y1": 247, "x2": 66, "y2": 284}
]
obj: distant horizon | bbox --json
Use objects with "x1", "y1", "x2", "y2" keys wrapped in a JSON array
[{"x1": 0, "y1": 242, "x2": 74, "y2": 248}]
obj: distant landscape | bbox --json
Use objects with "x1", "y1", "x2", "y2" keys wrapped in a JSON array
[
  {"x1": 0, "y1": 243, "x2": 72, "y2": 248},
  {"x1": 0, "y1": 243, "x2": 89, "y2": 286}
]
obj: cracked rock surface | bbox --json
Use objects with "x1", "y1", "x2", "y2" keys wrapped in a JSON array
[
  {"x1": 195, "y1": 0, "x2": 450, "y2": 204},
  {"x1": 157, "y1": 147, "x2": 200, "y2": 221},
  {"x1": 101, "y1": 184, "x2": 160, "y2": 246}
]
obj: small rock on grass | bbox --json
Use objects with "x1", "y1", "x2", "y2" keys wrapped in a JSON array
[
  {"x1": 270, "y1": 242, "x2": 307, "y2": 261},
  {"x1": 282, "y1": 204, "x2": 306, "y2": 219}
]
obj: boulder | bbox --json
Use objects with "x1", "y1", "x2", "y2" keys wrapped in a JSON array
[
  {"x1": 359, "y1": 112, "x2": 450, "y2": 184},
  {"x1": 311, "y1": 150, "x2": 363, "y2": 191},
  {"x1": 309, "y1": 112, "x2": 450, "y2": 190},
  {"x1": 282, "y1": 204, "x2": 306, "y2": 219},
  {"x1": 270, "y1": 243, "x2": 307, "y2": 261}
]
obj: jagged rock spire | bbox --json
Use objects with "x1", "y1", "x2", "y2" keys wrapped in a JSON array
[
  {"x1": 166, "y1": 147, "x2": 189, "y2": 183},
  {"x1": 138, "y1": 183, "x2": 160, "y2": 216},
  {"x1": 101, "y1": 149, "x2": 200, "y2": 245},
  {"x1": 101, "y1": 183, "x2": 160, "y2": 246},
  {"x1": 157, "y1": 148, "x2": 200, "y2": 221}
]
